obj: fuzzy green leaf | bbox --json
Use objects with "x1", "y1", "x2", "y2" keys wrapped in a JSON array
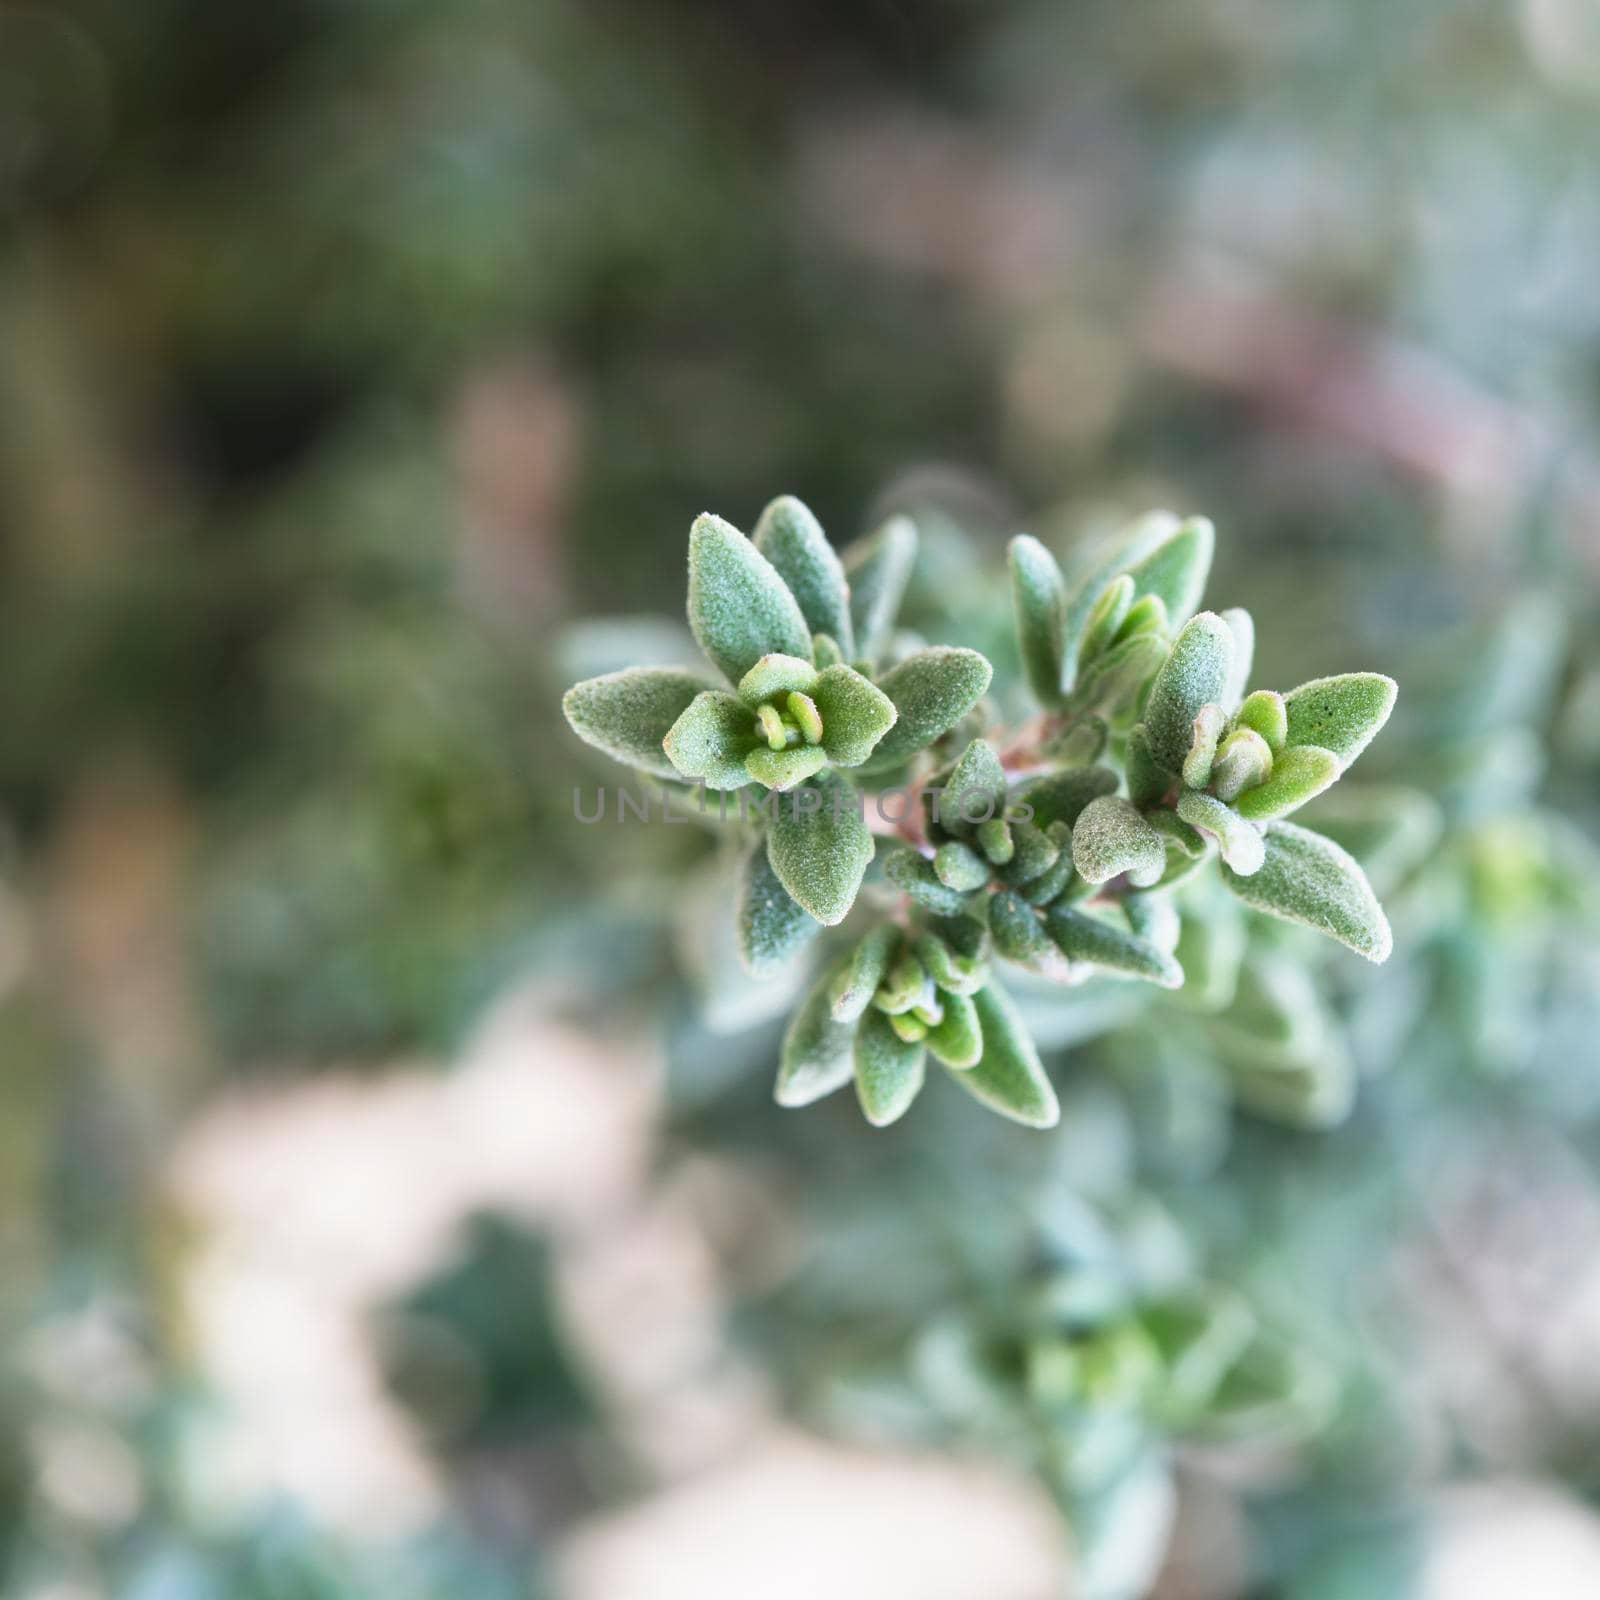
[
  {"x1": 859, "y1": 647, "x2": 993, "y2": 771},
  {"x1": 776, "y1": 967, "x2": 858, "y2": 1107},
  {"x1": 752, "y1": 495, "x2": 854, "y2": 656},
  {"x1": 1234, "y1": 688, "x2": 1287, "y2": 753},
  {"x1": 1176, "y1": 789, "x2": 1265, "y2": 875},
  {"x1": 1219, "y1": 607, "x2": 1255, "y2": 709},
  {"x1": 1144, "y1": 612, "x2": 1236, "y2": 771},
  {"x1": 843, "y1": 515, "x2": 918, "y2": 662},
  {"x1": 737, "y1": 845, "x2": 821, "y2": 976},
  {"x1": 1017, "y1": 766, "x2": 1121, "y2": 832},
  {"x1": 934, "y1": 840, "x2": 991, "y2": 891},
  {"x1": 1282, "y1": 672, "x2": 1398, "y2": 766},
  {"x1": 829, "y1": 925, "x2": 899, "y2": 1022},
  {"x1": 1147, "y1": 806, "x2": 1207, "y2": 858},
  {"x1": 1068, "y1": 631, "x2": 1169, "y2": 717},
  {"x1": 884, "y1": 847, "x2": 975, "y2": 916},
  {"x1": 952, "y1": 984, "x2": 1060, "y2": 1128},
  {"x1": 563, "y1": 667, "x2": 711, "y2": 779},
  {"x1": 925, "y1": 990, "x2": 983, "y2": 1069},
  {"x1": 937, "y1": 739, "x2": 1009, "y2": 839},
  {"x1": 999, "y1": 820, "x2": 1062, "y2": 886},
  {"x1": 812, "y1": 632, "x2": 845, "y2": 669},
  {"x1": 1210, "y1": 726, "x2": 1274, "y2": 803},
  {"x1": 1234, "y1": 745, "x2": 1341, "y2": 821},
  {"x1": 990, "y1": 888, "x2": 1071, "y2": 979},
  {"x1": 1125, "y1": 723, "x2": 1173, "y2": 808},
  {"x1": 687, "y1": 512, "x2": 814, "y2": 684},
  {"x1": 1124, "y1": 515, "x2": 1213, "y2": 629},
  {"x1": 737, "y1": 653, "x2": 819, "y2": 707},
  {"x1": 1181, "y1": 703, "x2": 1226, "y2": 790},
  {"x1": 913, "y1": 928, "x2": 988, "y2": 996},
  {"x1": 1221, "y1": 821, "x2": 1393, "y2": 961},
  {"x1": 1114, "y1": 592, "x2": 1169, "y2": 643},
  {"x1": 855, "y1": 1008, "x2": 927, "y2": 1126},
  {"x1": 1059, "y1": 510, "x2": 1183, "y2": 688},
  {"x1": 767, "y1": 772, "x2": 874, "y2": 925},
  {"x1": 1071, "y1": 796, "x2": 1167, "y2": 888},
  {"x1": 663, "y1": 689, "x2": 759, "y2": 789},
  {"x1": 810, "y1": 664, "x2": 897, "y2": 766},
  {"x1": 1078, "y1": 574, "x2": 1135, "y2": 665},
  {"x1": 1009, "y1": 534, "x2": 1068, "y2": 707},
  {"x1": 745, "y1": 744, "x2": 829, "y2": 791},
  {"x1": 1045, "y1": 905, "x2": 1184, "y2": 988}
]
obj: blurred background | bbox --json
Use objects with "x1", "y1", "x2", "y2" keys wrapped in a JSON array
[{"x1": 3, "y1": 0, "x2": 1600, "y2": 1595}]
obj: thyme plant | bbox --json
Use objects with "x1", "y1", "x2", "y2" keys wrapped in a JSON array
[{"x1": 564, "y1": 497, "x2": 1398, "y2": 1131}]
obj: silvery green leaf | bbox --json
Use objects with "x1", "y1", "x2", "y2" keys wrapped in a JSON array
[
  {"x1": 1124, "y1": 892, "x2": 1180, "y2": 954},
  {"x1": 737, "y1": 652, "x2": 820, "y2": 707},
  {"x1": 952, "y1": 984, "x2": 1059, "y2": 1128},
  {"x1": 1017, "y1": 766, "x2": 1120, "y2": 831},
  {"x1": 829, "y1": 924, "x2": 899, "y2": 1021},
  {"x1": 1124, "y1": 514, "x2": 1213, "y2": 629},
  {"x1": 925, "y1": 990, "x2": 982, "y2": 1069},
  {"x1": 1221, "y1": 820, "x2": 1393, "y2": 961},
  {"x1": 1045, "y1": 715, "x2": 1109, "y2": 767},
  {"x1": 1176, "y1": 790, "x2": 1265, "y2": 875},
  {"x1": 812, "y1": 632, "x2": 845, "y2": 669},
  {"x1": 1234, "y1": 688, "x2": 1286, "y2": 753},
  {"x1": 1071, "y1": 796, "x2": 1167, "y2": 888},
  {"x1": 1146, "y1": 806, "x2": 1207, "y2": 858},
  {"x1": 752, "y1": 494, "x2": 854, "y2": 656},
  {"x1": 1125, "y1": 723, "x2": 1173, "y2": 808},
  {"x1": 990, "y1": 889, "x2": 1072, "y2": 979},
  {"x1": 687, "y1": 512, "x2": 813, "y2": 683},
  {"x1": 776, "y1": 966, "x2": 858, "y2": 1107},
  {"x1": 842, "y1": 514, "x2": 918, "y2": 662},
  {"x1": 1045, "y1": 905, "x2": 1183, "y2": 988},
  {"x1": 1068, "y1": 631, "x2": 1168, "y2": 718},
  {"x1": 854, "y1": 1008, "x2": 926, "y2": 1126},
  {"x1": 1234, "y1": 745, "x2": 1340, "y2": 821},
  {"x1": 662, "y1": 689, "x2": 759, "y2": 789},
  {"x1": 1019, "y1": 843, "x2": 1077, "y2": 907},
  {"x1": 1143, "y1": 611, "x2": 1236, "y2": 771},
  {"x1": 858, "y1": 647, "x2": 993, "y2": 771},
  {"x1": 563, "y1": 667, "x2": 711, "y2": 779},
  {"x1": 937, "y1": 739, "x2": 1009, "y2": 839},
  {"x1": 1009, "y1": 534, "x2": 1068, "y2": 707},
  {"x1": 999, "y1": 820, "x2": 1061, "y2": 886},
  {"x1": 934, "y1": 840, "x2": 990, "y2": 891},
  {"x1": 1282, "y1": 672, "x2": 1398, "y2": 766},
  {"x1": 1059, "y1": 510, "x2": 1183, "y2": 688},
  {"x1": 1181, "y1": 703, "x2": 1226, "y2": 790},
  {"x1": 1219, "y1": 606, "x2": 1255, "y2": 708},
  {"x1": 883, "y1": 846, "x2": 975, "y2": 916},
  {"x1": 1210, "y1": 726, "x2": 1273, "y2": 803},
  {"x1": 745, "y1": 744, "x2": 829, "y2": 791},
  {"x1": 1078, "y1": 573, "x2": 1135, "y2": 665},
  {"x1": 913, "y1": 928, "x2": 988, "y2": 996},
  {"x1": 1112, "y1": 592, "x2": 1169, "y2": 643},
  {"x1": 737, "y1": 843, "x2": 821, "y2": 976},
  {"x1": 767, "y1": 772, "x2": 874, "y2": 925},
  {"x1": 810, "y1": 664, "x2": 897, "y2": 766}
]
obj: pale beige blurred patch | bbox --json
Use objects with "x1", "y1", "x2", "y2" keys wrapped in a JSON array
[
  {"x1": 1424, "y1": 1482, "x2": 1600, "y2": 1600},
  {"x1": 554, "y1": 1430, "x2": 1071, "y2": 1600}
]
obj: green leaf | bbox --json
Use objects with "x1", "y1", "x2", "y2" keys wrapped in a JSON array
[
  {"x1": 925, "y1": 990, "x2": 982, "y2": 1068},
  {"x1": 1180, "y1": 703, "x2": 1226, "y2": 790},
  {"x1": 1068, "y1": 631, "x2": 1168, "y2": 718},
  {"x1": 1221, "y1": 821, "x2": 1393, "y2": 961},
  {"x1": 842, "y1": 514, "x2": 918, "y2": 662},
  {"x1": 812, "y1": 632, "x2": 845, "y2": 669},
  {"x1": 1009, "y1": 534, "x2": 1068, "y2": 707},
  {"x1": 1125, "y1": 723, "x2": 1173, "y2": 808},
  {"x1": 912, "y1": 928, "x2": 987, "y2": 996},
  {"x1": 829, "y1": 925, "x2": 899, "y2": 1021},
  {"x1": 1017, "y1": 766, "x2": 1120, "y2": 831},
  {"x1": 1234, "y1": 688, "x2": 1286, "y2": 753},
  {"x1": 687, "y1": 512, "x2": 813, "y2": 684},
  {"x1": 767, "y1": 772, "x2": 874, "y2": 925},
  {"x1": 1113, "y1": 592, "x2": 1169, "y2": 643},
  {"x1": 1234, "y1": 745, "x2": 1341, "y2": 821},
  {"x1": 884, "y1": 848, "x2": 976, "y2": 916},
  {"x1": 811, "y1": 664, "x2": 897, "y2": 766},
  {"x1": 855, "y1": 1008, "x2": 926, "y2": 1126},
  {"x1": 859, "y1": 647, "x2": 993, "y2": 771},
  {"x1": 737, "y1": 653, "x2": 819, "y2": 707},
  {"x1": 1071, "y1": 796, "x2": 1166, "y2": 888},
  {"x1": 1078, "y1": 574, "x2": 1135, "y2": 665},
  {"x1": 563, "y1": 667, "x2": 711, "y2": 779},
  {"x1": 1210, "y1": 726, "x2": 1274, "y2": 803},
  {"x1": 737, "y1": 844, "x2": 821, "y2": 976},
  {"x1": 1124, "y1": 515, "x2": 1213, "y2": 628},
  {"x1": 998, "y1": 820, "x2": 1061, "y2": 886},
  {"x1": 1059, "y1": 510, "x2": 1183, "y2": 688},
  {"x1": 952, "y1": 984, "x2": 1059, "y2": 1128},
  {"x1": 990, "y1": 889, "x2": 1072, "y2": 979},
  {"x1": 662, "y1": 689, "x2": 759, "y2": 789},
  {"x1": 1044, "y1": 905, "x2": 1183, "y2": 987},
  {"x1": 1219, "y1": 607, "x2": 1255, "y2": 708},
  {"x1": 936, "y1": 739, "x2": 1009, "y2": 839},
  {"x1": 752, "y1": 495, "x2": 855, "y2": 656},
  {"x1": 1176, "y1": 790, "x2": 1265, "y2": 875},
  {"x1": 1282, "y1": 672, "x2": 1398, "y2": 766},
  {"x1": 1143, "y1": 612, "x2": 1236, "y2": 771},
  {"x1": 934, "y1": 840, "x2": 990, "y2": 891},
  {"x1": 1147, "y1": 806, "x2": 1207, "y2": 858},
  {"x1": 745, "y1": 744, "x2": 829, "y2": 791},
  {"x1": 776, "y1": 967, "x2": 858, "y2": 1107}
]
